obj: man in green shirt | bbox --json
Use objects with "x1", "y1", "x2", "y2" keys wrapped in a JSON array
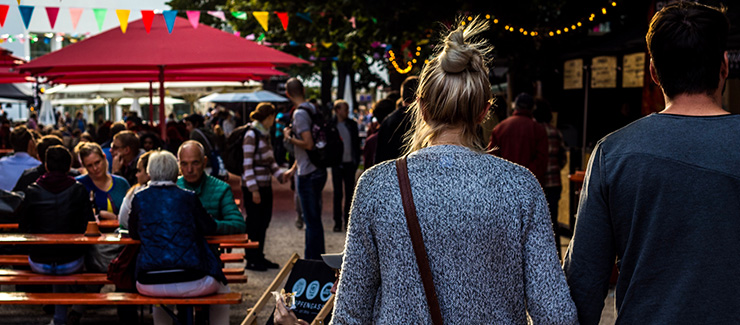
[{"x1": 177, "y1": 140, "x2": 245, "y2": 235}]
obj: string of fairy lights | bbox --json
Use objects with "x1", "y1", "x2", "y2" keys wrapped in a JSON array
[{"x1": 388, "y1": 1, "x2": 619, "y2": 74}]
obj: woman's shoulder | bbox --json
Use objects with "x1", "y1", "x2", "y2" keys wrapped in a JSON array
[{"x1": 111, "y1": 175, "x2": 131, "y2": 188}]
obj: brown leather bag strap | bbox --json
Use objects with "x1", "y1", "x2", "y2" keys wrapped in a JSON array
[{"x1": 396, "y1": 157, "x2": 444, "y2": 325}]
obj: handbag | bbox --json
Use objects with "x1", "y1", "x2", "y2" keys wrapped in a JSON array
[
  {"x1": 107, "y1": 243, "x2": 140, "y2": 291},
  {"x1": 395, "y1": 157, "x2": 444, "y2": 325}
]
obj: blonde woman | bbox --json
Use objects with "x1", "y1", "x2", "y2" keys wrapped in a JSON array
[
  {"x1": 74, "y1": 142, "x2": 130, "y2": 220},
  {"x1": 331, "y1": 17, "x2": 577, "y2": 324}
]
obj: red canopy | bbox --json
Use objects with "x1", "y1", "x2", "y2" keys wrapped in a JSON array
[
  {"x1": 0, "y1": 49, "x2": 31, "y2": 83},
  {"x1": 42, "y1": 67, "x2": 287, "y2": 85},
  {"x1": 21, "y1": 15, "x2": 308, "y2": 74}
]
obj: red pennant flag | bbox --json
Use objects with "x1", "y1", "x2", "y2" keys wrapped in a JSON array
[
  {"x1": 275, "y1": 12, "x2": 289, "y2": 31},
  {"x1": 0, "y1": 5, "x2": 8, "y2": 28},
  {"x1": 141, "y1": 10, "x2": 154, "y2": 33},
  {"x1": 46, "y1": 7, "x2": 59, "y2": 29}
]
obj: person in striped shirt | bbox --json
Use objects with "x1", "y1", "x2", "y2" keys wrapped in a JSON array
[{"x1": 242, "y1": 102, "x2": 290, "y2": 271}]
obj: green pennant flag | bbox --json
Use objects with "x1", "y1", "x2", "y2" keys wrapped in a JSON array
[
  {"x1": 337, "y1": 42, "x2": 347, "y2": 49},
  {"x1": 231, "y1": 11, "x2": 247, "y2": 20},
  {"x1": 93, "y1": 8, "x2": 107, "y2": 32},
  {"x1": 257, "y1": 33, "x2": 266, "y2": 42}
]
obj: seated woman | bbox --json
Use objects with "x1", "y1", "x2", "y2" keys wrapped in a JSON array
[
  {"x1": 18, "y1": 145, "x2": 94, "y2": 325},
  {"x1": 74, "y1": 141, "x2": 130, "y2": 220},
  {"x1": 117, "y1": 150, "x2": 152, "y2": 231},
  {"x1": 129, "y1": 150, "x2": 229, "y2": 325}
]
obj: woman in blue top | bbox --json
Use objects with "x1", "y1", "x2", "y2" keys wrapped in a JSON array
[{"x1": 74, "y1": 142, "x2": 130, "y2": 220}]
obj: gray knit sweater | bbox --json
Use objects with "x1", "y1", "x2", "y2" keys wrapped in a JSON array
[{"x1": 331, "y1": 145, "x2": 578, "y2": 324}]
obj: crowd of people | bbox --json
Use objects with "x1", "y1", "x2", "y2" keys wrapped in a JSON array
[{"x1": 0, "y1": 2, "x2": 738, "y2": 325}]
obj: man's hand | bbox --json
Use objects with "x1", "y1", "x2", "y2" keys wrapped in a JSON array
[
  {"x1": 283, "y1": 126, "x2": 292, "y2": 139},
  {"x1": 98, "y1": 210, "x2": 116, "y2": 220},
  {"x1": 282, "y1": 168, "x2": 295, "y2": 183},
  {"x1": 112, "y1": 153, "x2": 125, "y2": 173},
  {"x1": 274, "y1": 298, "x2": 308, "y2": 325},
  {"x1": 252, "y1": 191, "x2": 261, "y2": 204}
]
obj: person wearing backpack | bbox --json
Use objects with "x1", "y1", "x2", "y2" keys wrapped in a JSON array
[
  {"x1": 241, "y1": 103, "x2": 289, "y2": 271},
  {"x1": 331, "y1": 99, "x2": 360, "y2": 233},
  {"x1": 282, "y1": 77, "x2": 328, "y2": 260}
]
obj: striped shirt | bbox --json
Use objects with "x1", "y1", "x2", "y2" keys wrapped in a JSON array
[
  {"x1": 541, "y1": 122, "x2": 565, "y2": 188},
  {"x1": 242, "y1": 123, "x2": 285, "y2": 192}
]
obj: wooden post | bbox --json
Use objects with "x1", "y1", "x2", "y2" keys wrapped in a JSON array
[{"x1": 241, "y1": 253, "x2": 300, "y2": 325}]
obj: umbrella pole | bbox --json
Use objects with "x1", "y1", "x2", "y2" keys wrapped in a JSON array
[
  {"x1": 149, "y1": 81, "x2": 154, "y2": 126},
  {"x1": 159, "y1": 66, "x2": 166, "y2": 141}
]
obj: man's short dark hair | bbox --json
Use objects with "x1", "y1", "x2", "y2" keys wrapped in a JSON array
[
  {"x1": 45, "y1": 145, "x2": 72, "y2": 173},
  {"x1": 401, "y1": 76, "x2": 419, "y2": 105},
  {"x1": 183, "y1": 114, "x2": 205, "y2": 128},
  {"x1": 646, "y1": 2, "x2": 729, "y2": 98},
  {"x1": 37, "y1": 135, "x2": 63, "y2": 163},
  {"x1": 113, "y1": 130, "x2": 140, "y2": 151},
  {"x1": 10, "y1": 125, "x2": 32, "y2": 152},
  {"x1": 110, "y1": 121, "x2": 127, "y2": 139},
  {"x1": 286, "y1": 78, "x2": 305, "y2": 98}
]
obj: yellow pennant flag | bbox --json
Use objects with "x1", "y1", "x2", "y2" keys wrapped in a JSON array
[
  {"x1": 116, "y1": 9, "x2": 130, "y2": 33},
  {"x1": 16, "y1": 0, "x2": 20, "y2": 5},
  {"x1": 253, "y1": 11, "x2": 269, "y2": 31},
  {"x1": 321, "y1": 41, "x2": 333, "y2": 48}
]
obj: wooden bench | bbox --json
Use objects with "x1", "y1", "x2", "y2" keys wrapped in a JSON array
[
  {"x1": 220, "y1": 241, "x2": 259, "y2": 250},
  {"x1": 0, "y1": 271, "x2": 247, "y2": 285},
  {"x1": 0, "y1": 253, "x2": 245, "y2": 266}
]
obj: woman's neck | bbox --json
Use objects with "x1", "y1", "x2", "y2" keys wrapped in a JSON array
[{"x1": 429, "y1": 127, "x2": 465, "y2": 146}]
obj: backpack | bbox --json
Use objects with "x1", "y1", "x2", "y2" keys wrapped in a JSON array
[
  {"x1": 193, "y1": 128, "x2": 228, "y2": 179},
  {"x1": 223, "y1": 124, "x2": 261, "y2": 175},
  {"x1": 297, "y1": 103, "x2": 343, "y2": 168}
]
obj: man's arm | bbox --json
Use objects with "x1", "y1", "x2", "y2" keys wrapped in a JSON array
[
  {"x1": 563, "y1": 142, "x2": 616, "y2": 325},
  {"x1": 285, "y1": 129, "x2": 313, "y2": 151}
]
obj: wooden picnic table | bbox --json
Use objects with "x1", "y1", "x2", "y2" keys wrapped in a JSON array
[
  {"x1": 0, "y1": 233, "x2": 250, "y2": 245},
  {"x1": 0, "y1": 219, "x2": 120, "y2": 231}
]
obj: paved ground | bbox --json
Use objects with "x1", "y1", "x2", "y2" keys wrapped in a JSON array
[{"x1": 0, "y1": 171, "x2": 617, "y2": 324}]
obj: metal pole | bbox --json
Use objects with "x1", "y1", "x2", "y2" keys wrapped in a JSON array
[
  {"x1": 149, "y1": 81, "x2": 153, "y2": 126},
  {"x1": 159, "y1": 66, "x2": 166, "y2": 141},
  {"x1": 581, "y1": 65, "x2": 590, "y2": 169}
]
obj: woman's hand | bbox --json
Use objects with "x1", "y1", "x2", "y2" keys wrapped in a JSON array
[
  {"x1": 282, "y1": 168, "x2": 295, "y2": 183},
  {"x1": 274, "y1": 299, "x2": 308, "y2": 325},
  {"x1": 252, "y1": 191, "x2": 261, "y2": 204}
]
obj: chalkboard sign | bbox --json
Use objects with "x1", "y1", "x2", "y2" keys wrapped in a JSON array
[{"x1": 267, "y1": 259, "x2": 335, "y2": 324}]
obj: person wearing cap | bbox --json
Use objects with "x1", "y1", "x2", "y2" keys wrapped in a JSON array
[
  {"x1": 488, "y1": 92, "x2": 549, "y2": 185},
  {"x1": 273, "y1": 253, "x2": 342, "y2": 325}
]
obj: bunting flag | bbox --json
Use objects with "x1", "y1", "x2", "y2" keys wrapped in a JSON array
[
  {"x1": 275, "y1": 12, "x2": 288, "y2": 31},
  {"x1": 69, "y1": 8, "x2": 82, "y2": 30},
  {"x1": 321, "y1": 41, "x2": 332, "y2": 48},
  {"x1": 186, "y1": 11, "x2": 200, "y2": 29},
  {"x1": 141, "y1": 10, "x2": 154, "y2": 33},
  {"x1": 18, "y1": 5, "x2": 33, "y2": 30},
  {"x1": 348, "y1": 16, "x2": 356, "y2": 29},
  {"x1": 163, "y1": 10, "x2": 177, "y2": 33},
  {"x1": 46, "y1": 7, "x2": 59, "y2": 29},
  {"x1": 16, "y1": 0, "x2": 19, "y2": 5},
  {"x1": 253, "y1": 11, "x2": 268, "y2": 31},
  {"x1": 92, "y1": 8, "x2": 107, "y2": 32},
  {"x1": 207, "y1": 10, "x2": 225, "y2": 21},
  {"x1": 232, "y1": 11, "x2": 247, "y2": 20},
  {"x1": 116, "y1": 9, "x2": 130, "y2": 33},
  {"x1": 0, "y1": 5, "x2": 8, "y2": 28},
  {"x1": 296, "y1": 12, "x2": 311, "y2": 23}
]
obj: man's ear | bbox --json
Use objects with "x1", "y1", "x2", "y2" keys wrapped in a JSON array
[
  {"x1": 649, "y1": 59, "x2": 661, "y2": 87},
  {"x1": 202, "y1": 155, "x2": 208, "y2": 167},
  {"x1": 721, "y1": 51, "x2": 729, "y2": 80}
]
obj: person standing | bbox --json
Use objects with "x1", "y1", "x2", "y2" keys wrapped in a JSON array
[
  {"x1": 331, "y1": 99, "x2": 360, "y2": 232},
  {"x1": 333, "y1": 17, "x2": 576, "y2": 323},
  {"x1": 488, "y1": 92, "x2": 549, "y2": 184},
  {"x1": 374, "y1": 76, "x2": 418, "y2": 164},
  {"x1": 241, "y1": 103, "x2": 288, "y2": 270},
  {"x1": 283, "y1": 77, "x2": 327, "y2": 260},
  {"x1": 564, "y1": 3, "x2": 740, "y2": 324}
]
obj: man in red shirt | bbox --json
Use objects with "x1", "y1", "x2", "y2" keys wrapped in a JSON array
[{"x1": 488, "y1": 93, "x2": 548, "y2": 184}]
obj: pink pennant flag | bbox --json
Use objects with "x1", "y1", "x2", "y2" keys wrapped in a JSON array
[
  {"x1": 69, "y1": 8, "x2": 82, "y2": 30},
  {"x1": 0, "y1": 5, "x2": 8, "y2": 28},
  {"x1": 46, "y1": 7, "x2": 59, "y2": 29},
  {"x1": 186, "y1": 11, "x2": 200, "y2": 29},
  {"x1": 207, "y1": 11, "x2": 226, "y2": 22},
  {"x1": 348, "y1": 16, "x2": 356, "y2": 29}
]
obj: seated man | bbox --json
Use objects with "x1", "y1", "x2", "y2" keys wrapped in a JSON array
[
  {"x1": 111, "y1": 130, "x2": 144, "y2": 186},
  {"x1": 18, "y1": 145, "x2": 94, "y2": 325},
  {"x1": 13, "y1": 135, "x2": 80, "y2": 193},
  {"x1": 0, "y1": 125, "x2": 40, "y2": 191},
  {"x1": 177, "y1": 140, "x2": 245, "y2": 234}
]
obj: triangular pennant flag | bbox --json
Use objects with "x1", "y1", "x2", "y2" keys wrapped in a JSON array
[
  {"x1": 163, "y1": 10, "x2": 177, "y2": 33},
  {"x1": 207, "y1": 11, "x2": 225, "y2": 21},
  {"x1": 275, "y1": 12, "x2": 288, "y2": 31},
  {"x1": 116, "y1": 9, "x2": 130, "y2": 33},
  {"x1": 18, "y1": 5, "x2": 33, "y2": 30},
  {"x1": 16, "y1": 0, "x2": 19, "y2": 5},
  {"x1": 253, "y1": 11, "x2": 269, "y2": 31},
  {"x1": 0, "y1": 5, "x2": 9, "y2": 28},
  {"x1": 69, "y1": 8, "x2": 82, "y2": 30},
  {"x1": 92, "y1": 8, "x2": 107, "y2": 32},
  {"x1": 186, "y1": 11, "x2": 200, "y2": 29},
  {"x1": 256, "y1": 33, "x2": 266, "y2": 43},
  {"x1": 231, "y1": 11, "x2": 247, "y2": 20},
  {"x1": 45, "y1": 7, "x2": 59, "y2": 29},
  {"x1": 321, "y1": 41, "x2": 332, "y2": 48},
  {"x1": 348, "y1": 16, "x2": 356, "y2": 29},
  {"x1": 141, "y1": 10, "x2": 154, "y2": 33},
  {"x1": 296, "y1": 12, "x2": 312, "y2": 23}
]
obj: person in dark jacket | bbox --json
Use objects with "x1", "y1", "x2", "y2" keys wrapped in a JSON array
[
  {"x1": 129, "y1": 150, "x2": 229, "y2": 325},
  {"x1": 13, "y1": 135, "x2": 80, "y2": 193},
  {"x1": 374, "y1": 76, "x2": 418, "y2": 164},
  {"x1": 330, "y1": 99, "x2": 361, "y2": 232},
  {"x1": 19, "y1": 145, "x2": 94, "y2": 325}
]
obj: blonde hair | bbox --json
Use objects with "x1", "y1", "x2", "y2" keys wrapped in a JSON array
[
  {"x1": 75, "y1": 141, "x2": 105, "y2": 161},
  {"x1": 405, "y1": 16, "x2": 493, "y2": 155},
  {"x1": 250, "y1": 102, "x2": 276, "y2": 122}
]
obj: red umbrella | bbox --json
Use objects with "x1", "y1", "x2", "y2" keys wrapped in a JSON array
[
  {"x1": 42, "y1": 67, "x2": 287, "y2": 84},
  {"x1": 0, "y1": 49, "x2": 31, "y2": 83},
  {"x1": 20, "y1": 15, "x2": 308, "y2": 139}
]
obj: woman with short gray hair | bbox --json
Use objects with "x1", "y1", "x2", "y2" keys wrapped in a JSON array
[{"x1": 129, "y1": 150, "x2": 230, "y2": 324}]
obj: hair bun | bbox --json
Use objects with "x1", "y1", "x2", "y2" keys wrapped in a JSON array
[{"x1": 440, "y1": 29, "x2": 474, "y2": 73}]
